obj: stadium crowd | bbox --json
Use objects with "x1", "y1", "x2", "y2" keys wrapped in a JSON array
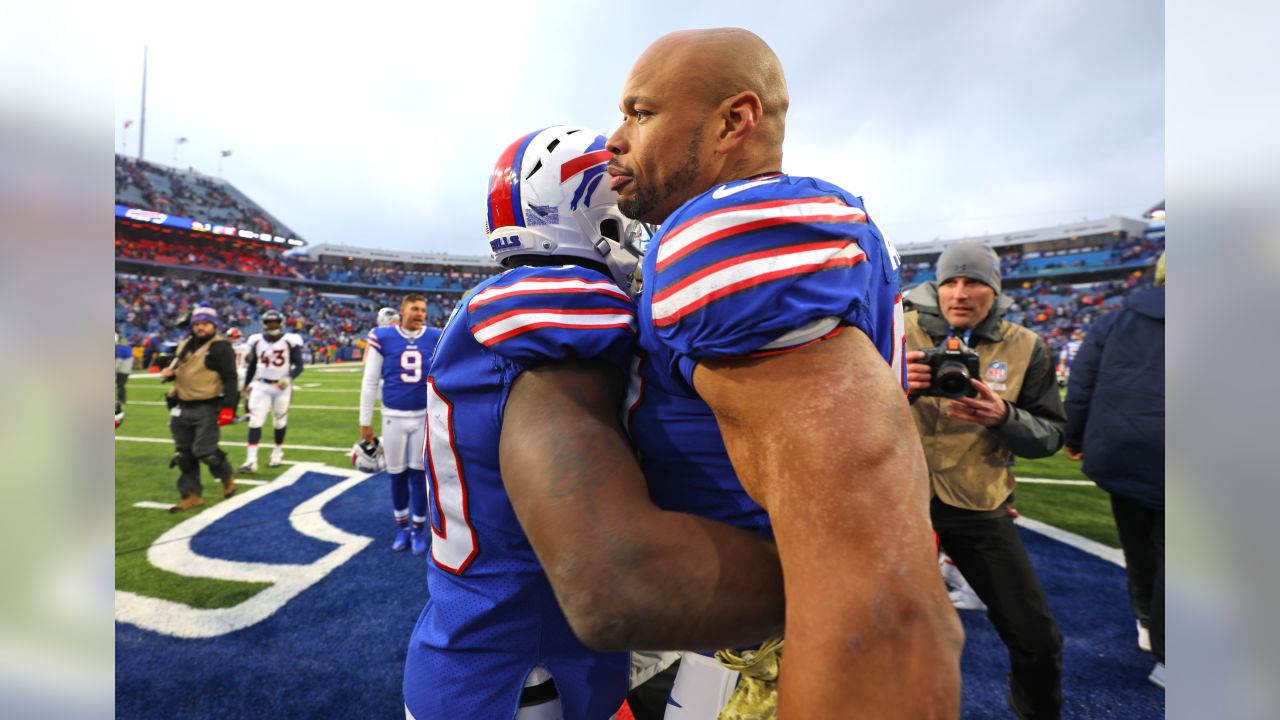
[
  {"x1": 116, "y1": 155, "x2": 282, "y2": 236},
  {"x1": 898, "y1": 234, "x2": 1164, "y2": 286},
  {"x1": 116, "y1": 235, "x2": 500, "y2": 291},
  {"x1": 114, "y1": 273, "x2": 459, "y2": 364}
]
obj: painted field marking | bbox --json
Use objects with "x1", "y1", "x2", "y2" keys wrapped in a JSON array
[
  {"x1": 116, "y1": 435, "x2": 351, "y2": 453},
  {"x1": 1018, "y1": 477, "x2": 1094, "y2": 486},
  {"x1": 116, "y1": 463, "x2": 375, "y2": 639},
  {"x1": 133, "y1": 501, "x2": 177, "y2": 510},
  {"x1": 1015, "y1": 516, "x2": 1126, "y2": 567},
  {"x1": 131, "y1": 400, "x2": 358, "y2": 412}
]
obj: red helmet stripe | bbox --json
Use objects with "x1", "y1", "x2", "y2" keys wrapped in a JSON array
[{"x1": 560, "y1": 149, "x2": 613, "y2": 183}]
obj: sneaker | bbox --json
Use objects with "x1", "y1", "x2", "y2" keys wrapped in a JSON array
[
  {"x1": 391, "y1": 527, "x2": 410, "y2": 552},
  {"x1": 222, "y1": 476, "x2": 237, "y2": 499},
  {"x1": 238, "y1": 460, "x2": 258, "y2": 474},
  {"x1": 1137, "y1": 621, "x2": 1151, "y2": 653},
  {"x1": 170, "y1": 494, "x2": 205, "y2": 513},
  {"x1": 949, "y1": 586, "x2": 988, "y2": 611},
  {"x1": 269, "y1": 449, "x2": 284, "y2": 467},
  {"x1": 411, "y1": 528, "x2": 428, "y2": 556},
  {"x1": 1148, "y1": 661, "x2": 1165, "y2": 689}
]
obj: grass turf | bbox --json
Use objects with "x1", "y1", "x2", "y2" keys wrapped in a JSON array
[{"x1": 115, "y1": 364, "x2": 1120, "y2": 612}]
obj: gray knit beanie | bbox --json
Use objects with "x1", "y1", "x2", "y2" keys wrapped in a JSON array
[{"x1": 936, "y1": 242, "x2": 1001, "y2": 294}]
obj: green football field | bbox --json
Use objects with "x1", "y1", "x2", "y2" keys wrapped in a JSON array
[{"x1": 115, "y1": 364, "x2": 1118, "y2": 608}]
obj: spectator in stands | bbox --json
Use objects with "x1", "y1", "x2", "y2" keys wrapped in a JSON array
[
  {"x1": 904, "y1": 242, "x2": 1066, "y2": 719},
  {"x1": 1063, "y1": 254, "x2": 1165, "y2": 689}
]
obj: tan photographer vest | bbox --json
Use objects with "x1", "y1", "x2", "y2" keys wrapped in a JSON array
[
  {"x1": 905, "y1": 312, "x2": 1038, "y2": 511},
  {"x1": 169, "y1": 335, "x2": 227, "y2": 402}
]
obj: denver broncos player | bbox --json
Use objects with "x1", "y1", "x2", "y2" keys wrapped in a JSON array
[
  {"x1": 601, "y1": 28, "x2": 964, "y2": 718},
  {"x1": 238, "y1": 310, "x2": 304, "y2": 473},
  {"x1": 402, "y1": 126, "x2": 786, "y2": 720},
  {"x1": 359, "y1": 293, "x2": 439, "y2": 554}
]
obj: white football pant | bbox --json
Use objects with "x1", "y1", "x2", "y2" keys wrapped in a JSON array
[
  {"x1": 247, "y1": 381, "x2": 292, "y2": 428},
  {"x1": 382, "y1": 413, "x2": 426, "y2": 474}
]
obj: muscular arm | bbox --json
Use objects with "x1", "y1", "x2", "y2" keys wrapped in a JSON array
[
  {"x1": 692, "y1": 329, "x2": 963, "y2": 719},
  {"x1": 500, "y1": 360, "x2": 785, "y2": 652}
]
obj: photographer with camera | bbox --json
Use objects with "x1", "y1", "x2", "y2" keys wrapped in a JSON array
[{"x1": 905, "y1": 242, "x2": 1066, "y2": 720}]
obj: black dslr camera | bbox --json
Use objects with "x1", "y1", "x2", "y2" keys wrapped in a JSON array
[{"x1": 918, "y1": 337, "x2": 981, "y2": 398}]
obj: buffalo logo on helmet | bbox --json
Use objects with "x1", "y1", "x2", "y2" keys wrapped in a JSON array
[{"x1": 483, "y1": 125, "x2": 645, "y2": 290}]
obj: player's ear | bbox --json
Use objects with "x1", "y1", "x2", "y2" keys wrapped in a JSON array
[{"x1": 715, "y1": 91, "x2": 762, "y2": 152}]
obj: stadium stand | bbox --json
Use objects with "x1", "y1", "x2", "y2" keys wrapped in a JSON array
[
  {"x1": 898, "y1": 211, "x2": 1165, "y2": 366},
  {"x1": 114, "y1": 155, "x2": 499, "y2": 360},
  {"x1": 114, "y1": 152, "x2": 1163, "y2": 377}
]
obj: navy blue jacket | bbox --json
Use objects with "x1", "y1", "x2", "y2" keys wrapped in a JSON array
[{"x1": 1064, "y1": 286, "x2": 1164, "y2": 508}]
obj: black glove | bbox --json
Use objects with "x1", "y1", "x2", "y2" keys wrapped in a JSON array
[{"x1": 165, "y1": 393, "x2": 178, "y2": 410}]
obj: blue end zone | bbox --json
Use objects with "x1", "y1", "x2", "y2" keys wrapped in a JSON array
[
  {"x1": 957, "y1": 527, "x2": 1164, "y2": 719},
  {"x1": 116, "y1": 469, "x2": 429, "y2": 719},
  {"x1": 116, "y1": 476, "x2": 1164, "y2": 719},
  {"x1": 187, "y1": 470, "x2": 350, "y2": 565}
]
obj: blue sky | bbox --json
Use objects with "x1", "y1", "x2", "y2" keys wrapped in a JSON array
[{"x1": 113, "y1": 0, "x2": 1164, "y2": 256}]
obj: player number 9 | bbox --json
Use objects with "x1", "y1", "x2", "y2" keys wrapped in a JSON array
[{"x1": 401, "y1": 348, "x2": 423, "y2": 383}]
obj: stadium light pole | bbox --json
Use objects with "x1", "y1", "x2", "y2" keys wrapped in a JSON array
[
  {"x1": 173, "y1": 136, "x2": 187, "y2": 169},
  {"x1": 138, "y1": 45, "x2": 148, "y2": 161}
]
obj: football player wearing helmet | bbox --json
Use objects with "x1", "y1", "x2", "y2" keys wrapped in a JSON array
[
  {"x1": 376, "y1": 307, "x2": 400, "y2": 327},
  {"x1": 227, "y1": 327, "x2": 251, "y2": 391},
  {"x1": 359, "y1": 293, "x2": 440, "y2": 554},
  {"x1": 402, "y1": 126, "x2": 786, "y2": 720},
  {"x1": 599, "y1": 29, "x2": 962, "y2": 717},
  {"x1": 238, "y1": 310, "x2": 305, "y2": 473}
]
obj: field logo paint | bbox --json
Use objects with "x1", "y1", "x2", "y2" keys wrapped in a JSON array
[{"x1": 115, "y1": 463, "x2": 374, "y2": 639}]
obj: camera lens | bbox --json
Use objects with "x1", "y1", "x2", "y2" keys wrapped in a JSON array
[{"x1": 935, "y1": 360, "x2": 971, "y2": 397}]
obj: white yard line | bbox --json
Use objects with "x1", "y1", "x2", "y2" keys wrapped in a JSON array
[
  {"x1": 116, "y1": 435, "x2": 351, "y2": 453},
  {"x1": 236, "y1": 479, "x2": 268, "y2": 485},
  {"x1": 133, "y1": 501, "x2": 177, "y2": 510},
  {"x1": 1015, "y1": 516, "x2": 1126, "y2": 567},
  {"x1": 130, "y1": 400, "x2": 358, "y2": 412},
  {"x1": 1017, "y1": 477, "x2": 1094, "y2": 486}
]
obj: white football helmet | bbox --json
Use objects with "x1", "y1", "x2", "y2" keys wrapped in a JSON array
[
  {"x1": 351, "y1": 437, "x2": 386, "y2": 473},
  {"x1": 376, "y1": 307, "x2": 400, "y2": 327},
  {"x1": 485, "y1": 125, "x2": 646, "y2": 289}
]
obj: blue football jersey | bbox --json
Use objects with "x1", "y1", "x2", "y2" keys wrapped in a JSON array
[
  {"x1": 366, "y1": 325, "x2": 441, "y2": 412},
  {"x1": 627, "y1": 174, "x2": 906, "y2": 536},
  {"x1": 403, "y1": 264, "x2": 634, "y2": 720}
]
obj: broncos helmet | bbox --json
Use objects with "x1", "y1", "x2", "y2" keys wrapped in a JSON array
[
  {"x1": 351, "y1": 437, "x2": 387, "y2": 473},
  {"x1": 485, "y1": 125, "x2": 646, "y2": 290},
  {"x1": 261, "y1": 310, "x2": 285, "y2": 341},
  {"x1": 227, "y1": 327, "x2": 242, "y2": 341},
  {"x1": 376, "y1": 307, "x2": 400, "y2": 327}
]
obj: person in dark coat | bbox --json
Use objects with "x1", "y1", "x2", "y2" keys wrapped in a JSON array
[{"x1": 1064, "y1": 253, "x2": 1165, "y2": 688}]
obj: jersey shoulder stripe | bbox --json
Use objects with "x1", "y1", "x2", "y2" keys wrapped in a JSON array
[
  {"x1": 467, "y1": 271, "x2": 630, "y2": 312},
  {"x1": 652, "y1": 241, "x2": 867, "y2": 327},
  {"x1": 655, "y1": 195, "x2": 866, "y2": 272},
  {"x1": 471, "y1": 307, "x2": 635, "y2": 347},
  {"x1": 464, "y1": 265, "x2": 636, "y2": 365}
]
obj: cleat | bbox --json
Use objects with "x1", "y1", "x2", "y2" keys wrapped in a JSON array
[
  {"x1": 170, "y1": 495, "x2": 204, "y2": 513},
  {"x1": 1137, "y1": 621, "x2": 1151, "y2": 653},
  {"x1": 238, "y1": 461, "x2": 258, "y2": 474},
  {"x1": 391, "y1": 528, "x2": 410, "y2": 552},
  {"x1": 269, "y1": 449, "x2": 284, "y2": 467},
  {"x1": 411, "y1": 529, "x2": 428, "y2": 556},
  {"x1": 1147, "y1": 661, "x2": 1165, "y2": 689}
]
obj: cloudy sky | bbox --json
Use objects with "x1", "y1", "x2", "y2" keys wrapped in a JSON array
[{"x1": 112, "y1": 0, "x2": 1163, "y2": 256}]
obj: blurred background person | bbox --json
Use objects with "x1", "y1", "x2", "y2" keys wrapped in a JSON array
[{"x1": 1064, "y1": 254, "x2": 1166, "y2": 688}]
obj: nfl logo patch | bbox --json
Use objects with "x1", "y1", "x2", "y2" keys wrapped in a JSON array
[{"x1": 985, "y1": 361, "x2": 1007, "y2": 382}]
